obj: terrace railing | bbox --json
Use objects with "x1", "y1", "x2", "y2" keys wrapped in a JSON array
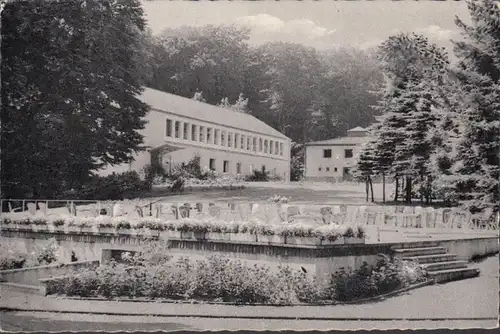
[{"x1": 1, "y1": 199, "x2": 498, "y2": 232}]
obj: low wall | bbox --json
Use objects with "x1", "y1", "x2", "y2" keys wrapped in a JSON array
[
  {"x1": 0, "y1": 260, "x2": 99, "y2": 286},
  {"x1": 1, "y1": 230, "x2": 497, "y2": 282}
]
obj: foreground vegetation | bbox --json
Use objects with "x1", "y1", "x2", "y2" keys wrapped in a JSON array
[
  {"x1": 44, "y1": 243, "x2": 426, "y2": 305},
  {"x1": 0, "y1": 241, "x2": 59, "y2": 270}
]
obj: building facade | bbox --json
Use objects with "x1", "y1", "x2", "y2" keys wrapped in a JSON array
[
  {"x1": 304, "y1": 127, "x2": 371, "y2": 182},
  {"x1": 99, "y1": 88, "x2": 292, "y2": 181}
]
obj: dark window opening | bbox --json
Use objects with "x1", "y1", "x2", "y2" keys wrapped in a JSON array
[
  {"x1": 323, "y1": 149, "x2": 332, "y2": 158},
  {"x1": 223, "y1": 160, "x2": 229, "y2": 173},
  {"x1": 345, "y1": 149, "x2": 353, "y2": 158},
  {"x1": 209, "y1": 159, "x2": 216, "y2": 171},
  {"x1": 236, "y1": 162, "x2": 242, "y2": 174}
]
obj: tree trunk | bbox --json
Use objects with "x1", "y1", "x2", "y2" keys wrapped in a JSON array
[
  {"x1": 382, "y1": 172, "x2": 386, "y2": 203},
  {"x1": 405, "y1": 176, "x2": 412, "y2": 204},
  {"x1": 365, "y1": 177, "x2": 369, "y2": 202},
  {"x1": 369, "y1": 177, "x2": 374, "y2": 202},
  {"x1": 420, "y1": 171, "x2": 425, "y2": 204},
  {"x1": 394, "y1": 177, "x2": 399, "y2": 202}
]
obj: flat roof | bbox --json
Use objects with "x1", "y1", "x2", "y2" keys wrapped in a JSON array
[
  {"x1": 139, "y1": 87, "x2": 290, "y2": 140},
  {"x1": 305, "y1": 136, "x2": 371, "y2": 146}
]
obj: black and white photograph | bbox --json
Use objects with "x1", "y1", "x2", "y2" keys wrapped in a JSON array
[{"x1": 0, "y1": 0, "x2": 499, "y2": 331}]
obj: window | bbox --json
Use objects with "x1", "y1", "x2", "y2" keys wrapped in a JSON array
[
  {"x1": 247, "y1": 137, "x2": 251, "y2": 150},
  {"x1": 326, "y1": 167, "x2": 330, "y2": 172},
  {"x1": 199, "y1": 126, "x2": 205, "y2": 143},
  {"x1": 174, "y1": 121, "x2": 180, "y2": 138},
  {"x1": 228, "y1": 133, "x2": 233, "y2": 148},
  {"x1": 191, "y1": 125, "x2": 197, "y2": 141},
  {"x1": 253, "y1": 138, "x2": 257, "y2": 152},
  {"x1": 241, "y1": 135, "x2": 245, "y2": 149},
  {"x1": 235, "y1": 133, "x2": 239, "y2": 149},
  {"x1": 269, "y1": 140, "x2": 274, "y2": 154},
  {"x1": 275, "y1": 142, "x2": 279, "y2": 155},
  {"x1": 214, "y1": 129, "x2": 220, "y2": 145},
  {"x1": 207, "y1": 128, "x2": 212, "y2": 144},
  {"x1": 236, "y1": 162, "x2": 242, "y2": 174},
  {"x1": 264, "y1": 140, "x2": 268, "y2": 154},
  {"x1": 209, "y1": 158, "x2": 216, "y2": 171},
  {"x1": 166, "y1": 119, "x2": 172, "y2": 137},
  {"x1": 223, "y1": 160, "x2": 229, "y2": 173},
  {"x1": 318, "y1": 166, "x2": 322, "y2": 171},
  {"x1": 221, "y1": 131, "x2": 226, "y2": 146},
  {"x1": 334, "y1": 167, "x2": 338, "y2": 172},
  {"x1": 345, "y1": 149, "x2": 353, "y2": 158},
  {"x1": 323, "y1": 149, "x2": 332, "y2": 158},
  {"x1": 183, "y1": 123, "x2": 189, "y2": 140},
  {"x1": 259, "y1": 138, "x2": 263, "y2": 152},
  {"x1": 280, "y1": 143, "x2": 284, "y2": 156}
]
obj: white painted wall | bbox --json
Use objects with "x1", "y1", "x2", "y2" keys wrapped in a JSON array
[{"x1": 305, "y1": 144, "x2": 362, "y2": 181}]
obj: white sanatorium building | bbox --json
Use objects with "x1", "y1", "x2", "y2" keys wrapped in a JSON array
[
  {"x1": 99, "y1": 87, "x2": 292, "y2": 181},
  {"x1": 304, "y1": 126, "x2": 373, "y2": 182}
]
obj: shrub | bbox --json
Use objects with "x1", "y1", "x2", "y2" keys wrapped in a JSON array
[
  {"x1": 78, "y1": 171, "x2": 149, "y2": 200},
  {"x1": 0, "y1": 241, "x2": 59, "y2": 270},
  {"x1": 245, "y1": 168, "x2": 270, "y2": 182},
  {"x1": 47, "y1": 242, "x2": 426, "y2": 305}
]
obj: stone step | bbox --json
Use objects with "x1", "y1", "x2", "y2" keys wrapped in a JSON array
[
  {"x1": 394, "y1": 246, "x2": 447, "y2": 257},
  {"x1": 391, "y1": 241, "x2": 440, "y2": 249},
  {"x1": 422, "y1": 260, "x2": 468, "y2": 272},
  {"x1": 428, "y1": 267, "x2": 480, "y2": 284},
  {"x1": 403, "y1": 253, "x2": 458, "y2": 264}
]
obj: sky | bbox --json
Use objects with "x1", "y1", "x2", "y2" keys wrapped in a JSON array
[{"x1": 141, "y1": 0, "x2": 472, "y2": 56}]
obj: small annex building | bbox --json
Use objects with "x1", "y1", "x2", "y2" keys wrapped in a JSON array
[
  {"x1": 304, "y1": 126, "x2": 373, "y2": 182},
  {"x1": 99, "y1": 87, "x2": 292, "y2": 181}
]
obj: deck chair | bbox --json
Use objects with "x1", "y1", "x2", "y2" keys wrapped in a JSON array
[
  {"x1": 208, "y1": 205, "x2": 221, "y2": 219},
  {"x1": 27, "y1": 202, "x2": 37, "y2": 215},
  {"x1": 37, "y1": 202, "x2": 48, "y2": 216},
  {"x1": 8, "y1": 202, "x2": 23, "y2": 213}
]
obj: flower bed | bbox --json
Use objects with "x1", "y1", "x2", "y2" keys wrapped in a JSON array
[
  {"x1": 0, "y1": 214, "x2": 366, "y2": 245},
  {"x1": 42, "y1": 243, "x2": 428, "y2": 305}
]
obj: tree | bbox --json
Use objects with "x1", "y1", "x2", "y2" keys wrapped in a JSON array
[
  {"x1": 370, "y1": 33, "x2": 449, "y2": 203},
  {"x1": 353, "y1": 141, "x2": 377, "y2": 202},
  {"x1": 1, "y1": 0, "x2": 150, "y2": 198},
  {"x1": 439, "y1": 0, "x2": 500, "y2": 216},
  {"x1": 218, "y1": 93, "x2": 249, "y2": 113}
]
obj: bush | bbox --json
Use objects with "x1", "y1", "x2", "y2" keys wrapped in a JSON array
[
  {"x1": 78, "y1": 171, "x2": 149, "y2": 200},
  {"x1": 245, "y1": 168, "x2": 270, "y2": 182},
  {"x1": 47, "y1": 243, "x2": 426, "y2": 305},
  {"x1": 290, "y1": 155, "x2": 305, "y2": 182},
  {"x1": 0, "y1": 241, "x2": 59, "y2": 270}
]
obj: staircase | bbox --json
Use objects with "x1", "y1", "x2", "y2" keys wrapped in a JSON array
[{"x1": 392, "y1": 243, "x2": 480, "y2": 284}]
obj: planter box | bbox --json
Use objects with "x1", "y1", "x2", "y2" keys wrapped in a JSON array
[
  {"x1": 98, "y1": 227, "x2": 116, "y2": 235},
  {"x1": 229, "y1": 233, "x2": 257, "y2": 243},
  {"x1": 321, "y1": 236, "x2": 345, "y2": 246},
  {"x1": 344, "y1": 236, "x2": 366, "y2": 244},
  {"x1": 206, "y1": 232, "x2": 231, "y2": 242},
  {"x1": 65, "y1": 226, "x2": 81, "y2": 234},
  {"x1": 286, "y1": 236, "x2": 322, "y2": 246},
  {"x1": 180, "y1": 231, "x2": 206, "y2": 240},
  {"x1": 256, "y1": 235, "x2": 286, "y2": 244},
  {"x1": 11, "y1": 224, "x2": 31, "y2": 231},
  {"x1": 142, "y1": 229, "x2": 160, "y2": 238},
  {"x1": 117, "y1": 229, "x2": 136, "y2": 236},
  {"x1": 159, "y1": 230, "x2": 181, "y2": 240},
  {"x1": 80, "y1": 227, "x2": 93, "y2": 234},
  {"x1": 31, "y1": 224, "x2": 48, "y2": 232}
]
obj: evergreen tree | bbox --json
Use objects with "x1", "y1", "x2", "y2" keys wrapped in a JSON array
[{"x1": 438, "y1": 0, "x2": 500, "y2": 217}]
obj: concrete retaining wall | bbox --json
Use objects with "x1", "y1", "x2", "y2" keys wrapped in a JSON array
[
  {"x1": 0, "y1": 260, "x2": 99, "y2": 286},
  {"x1": 1, "y1": 229, "x2": 497, "y2": 281}
]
